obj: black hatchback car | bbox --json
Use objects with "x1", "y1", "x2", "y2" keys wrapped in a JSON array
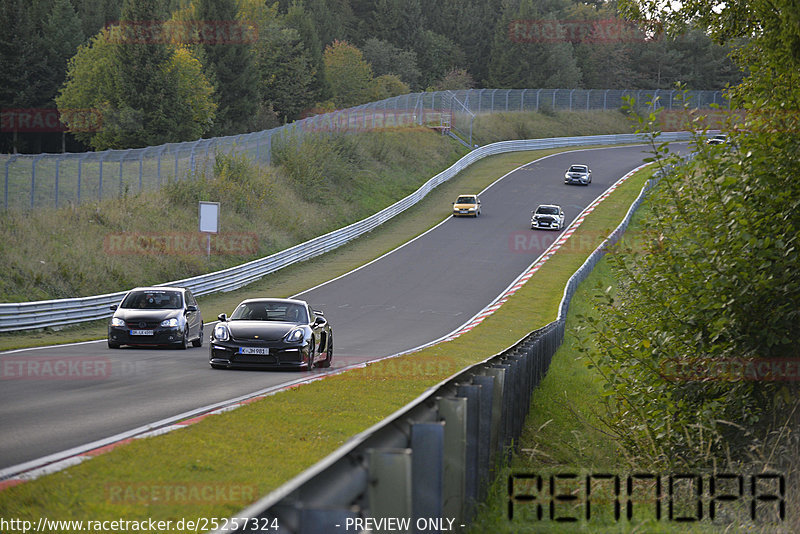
[{"x1": 108, "y1": 287, "x2": 203, "y2": 349}]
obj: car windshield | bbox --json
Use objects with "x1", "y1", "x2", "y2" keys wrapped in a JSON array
[
  {"x1": 230, "y1": 302, "x2": 308, "y2": 323},
  {"x1": 121, "y1": 290, "x2": 182, "y2": 309},
  {"x1": 456, "y1": 196, "x2": 476, "y2": 204},
  {"x1": 536, "y1": 206, "x2": 559, "y2": 215},
  {"x1": 569, "y1": 166, "x2": 587, "y2": 173}
]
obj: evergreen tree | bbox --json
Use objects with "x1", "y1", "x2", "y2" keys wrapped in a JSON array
[
  {"x1": 284, "y1": 1, "x2": 328, "y2": 101},
  {"x1": 361, "y1": 38, "x2": 421, "y2": 89},
  {"x1": 114, "y1": 0, "x2": 176, "y2": 146},
  {"x1": 194, "y1": 0, "x2": 259, "y2": 135},
  {"x1": 256, "y1": 26, "x2": 316, "y2": 121}
]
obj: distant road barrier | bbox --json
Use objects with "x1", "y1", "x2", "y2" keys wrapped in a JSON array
[{"x1": 0, "y1": 132, "x2": 691, "y2": 333}]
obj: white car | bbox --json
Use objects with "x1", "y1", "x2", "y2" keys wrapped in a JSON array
[
  {"x1": 531, "y1": 204, "x2": 565, "y2": 230},
  {"x1": 564, "y1": 164, "x2": 592, "y2": 185},
  {"x1": 707, "y1": 134, "x2": 727, "y2": 145}
]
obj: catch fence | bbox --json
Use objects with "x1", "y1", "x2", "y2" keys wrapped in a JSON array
[{"x1": 2, "y1": 89, "x2": 722, "y2": 210}]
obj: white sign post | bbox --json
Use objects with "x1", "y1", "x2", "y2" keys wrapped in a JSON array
[{"x1": 198, "y1": 201, "x2": 220, "y2": 257}]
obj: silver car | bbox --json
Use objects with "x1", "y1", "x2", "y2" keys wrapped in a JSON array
[
  {"x1": 564, "y1": 164, "x2": 592, "y2": 185},
  {"x1": 531, "y1": 204, "x2": 565, "y2": 230}
]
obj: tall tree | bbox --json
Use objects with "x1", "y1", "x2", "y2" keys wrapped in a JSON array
[
  {"x1": 361, "y1": 38, "x2": 421, "y2": 89},
  {"x1": 113, "y1": 0, "x2": 178, "y2": 146},
  {"x1": 57, "y1": 26, "x2": 216, "y2": 150},
  {"x1": 323, "y1": 40, "x2": 373, "y2": 108},
  {"x1": 284, "y1": 1, "x2": 328, "y2": 101},
  {"x1": 194, "y1": 0, "x2": 259, "y2": 135}
]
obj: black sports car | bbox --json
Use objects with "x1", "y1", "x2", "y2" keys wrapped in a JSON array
[
  {"x1": 209, "y1": 298, "x2": 333, "y2": 370},
  {"x1": 108, "y1": 287, "x2": 204, "y2": 349}
]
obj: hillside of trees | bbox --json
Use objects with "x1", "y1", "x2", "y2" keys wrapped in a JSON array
[{"x1": 1, "y1": 0, "x2": 743, "y2": 153}]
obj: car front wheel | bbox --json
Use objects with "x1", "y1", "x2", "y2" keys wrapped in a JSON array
[{"x1": 306, "y1": 339, "x2": 315, "y2": 371}]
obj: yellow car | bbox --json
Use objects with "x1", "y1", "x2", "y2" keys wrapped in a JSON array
[{"x1": 452, "y1": 194, "x2": 481, "y2": 217}]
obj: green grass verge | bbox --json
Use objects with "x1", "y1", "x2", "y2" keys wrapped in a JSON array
[{"x1": 0, "y1": 152, "x2": 653, "y2": 533}]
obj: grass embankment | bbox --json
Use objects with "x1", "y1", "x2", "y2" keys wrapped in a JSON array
[
  {"x1": 0, "y1": 151, "x2": 649, "y2": 532},
  {"x1": 0, "y1": 109, "x2": 632, "y2": 351},
  {"x1": 467, "y1": 203, "x2": 799, "y2": 533},
  {"x1": 473, "y1": 110, "x2": 632, "y2": 146}
]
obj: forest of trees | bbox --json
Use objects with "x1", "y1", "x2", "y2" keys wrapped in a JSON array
[{"x1": 1, "y1": 0, "x2": 743, "y2": 153}]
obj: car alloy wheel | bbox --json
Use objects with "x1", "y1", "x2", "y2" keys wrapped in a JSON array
[
  {"x1": 178, "y1": 330, "x2": 189, "y2": 350},
  {"x1": 192, "y1": 326, "x2": 203, "y2": 347},
  {"x1": 319, "y1": 335, "x2": 333, "y2": 368},
  {"x1": 306, "y1": 339, "x2": 315, "y2": 371}
]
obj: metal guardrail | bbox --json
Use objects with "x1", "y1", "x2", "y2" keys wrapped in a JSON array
[
  {"x1": 0, "y1": 132, "x2": 691, "y2": 333},
  {"x1": 210, "y1": 155, "x2": 672, "y2": 534}
]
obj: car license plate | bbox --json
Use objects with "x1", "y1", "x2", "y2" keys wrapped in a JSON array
[
  {"x1": 130, "y1": 329, "x2": 154, "y2": 336},
  {"x1": 460, "y1": 210, "x2": 468, "y2": 213},
  {"x1": 240, "y1": 347, "x2": 269, "y2": 355}
]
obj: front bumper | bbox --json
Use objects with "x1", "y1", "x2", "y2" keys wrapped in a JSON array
[
  {"x1": 453, "y1": 209, "x2": 478, "y2": 217},
  {"x1": 209, "y1": 340, "x2": 310, "y2": 369},
  {"x1": 531, "y1": 220, "x2": 560, "y2": 230},
  {"x1": 565, "y1": 176, "x2": 588, "y2": 184},
  {"x1": 108, "y1": 326, "x2": 184, "y2": 346}
]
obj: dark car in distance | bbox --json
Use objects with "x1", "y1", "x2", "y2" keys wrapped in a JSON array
[
  {"x1": 108, "y1": 287, "x2": 203, "y2": 349},
  {"x1": 209, "y1": 298, "x2": 333, "y2": 371}
]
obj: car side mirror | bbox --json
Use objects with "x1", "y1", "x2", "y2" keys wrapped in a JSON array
[
  {"x1": 314, "y1": 316, "x2": 326, "y2": 326},
  {"x1": 109, "y1": 304, "x2": 118, "y2": 311},
  {"x1": 186, "y1": 304, "x2": 198, "y2": 313},
  {"x1": 217, "y1": 313, "x2": 227, "y2": 322}
]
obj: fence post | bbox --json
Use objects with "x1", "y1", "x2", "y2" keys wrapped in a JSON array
[
  {"x1": 54, "y1": 155, "x2": 63, "y2": 208},
  {"x1": 77, "y1": 153, "x2": 86, "y2": 204},
  {"x1": 520, "y1": 89, "x2": 527, "y2": 112},
  {"x1": 157, "y1": 146, "x2": 166, "y2": 185},
  {"x1": 4, "y1": 155, "x2": 15, "y2": 210},
  {"x1": 98, "y1": 151, "x2": 108, "y2": 202},
  {"x1": 31, "y1": 155, "x2": 44, "y2": 209},
  {"x1": 138, "y1": 149, "x2": 145, "y2": 192}
]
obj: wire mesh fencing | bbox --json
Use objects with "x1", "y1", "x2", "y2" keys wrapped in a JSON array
[{"x1": 2, "y1": 88, "x2": 723, "y2": 210}]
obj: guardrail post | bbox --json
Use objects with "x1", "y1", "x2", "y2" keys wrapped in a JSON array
[
  {"x1": 472, "y1": 375, "x2": 494, "y2": 500},
  {"x1": 490, "y1": 363, "x2": 513, "y2": 454},
  {"x1": 481, "y1": 368, "x2": 505, "y2": 464},
  {"x1": 437, "y1": 396, "x2": 466, "y2": 524},
  {"x1": 410, "y1": 422, "x2": 444, "y2": 533},
  {"x1": 456, "y1": 383, "x2": 481, "y2": 519},
  {"x1": 367, "y1": 448, "x2": 412, "y2": 526}
]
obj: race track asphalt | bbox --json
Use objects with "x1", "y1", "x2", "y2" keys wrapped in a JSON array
[{"x1": 0, "y1": 143, "x2": 685, "y2": 469}]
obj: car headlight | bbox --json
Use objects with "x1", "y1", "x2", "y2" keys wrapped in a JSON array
[
  {"x1": 111, "y1": 317, "x2": 125, "y2": 327},
  {"x1": 284, "y1": 328, "x2": 304, "y2": 343},
  {"x1": 213, "y1": 324, "x2": 230, "y2": 341},
  {"x1": 160, "y1": 318, "x2": 179, "y2": 328}
]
